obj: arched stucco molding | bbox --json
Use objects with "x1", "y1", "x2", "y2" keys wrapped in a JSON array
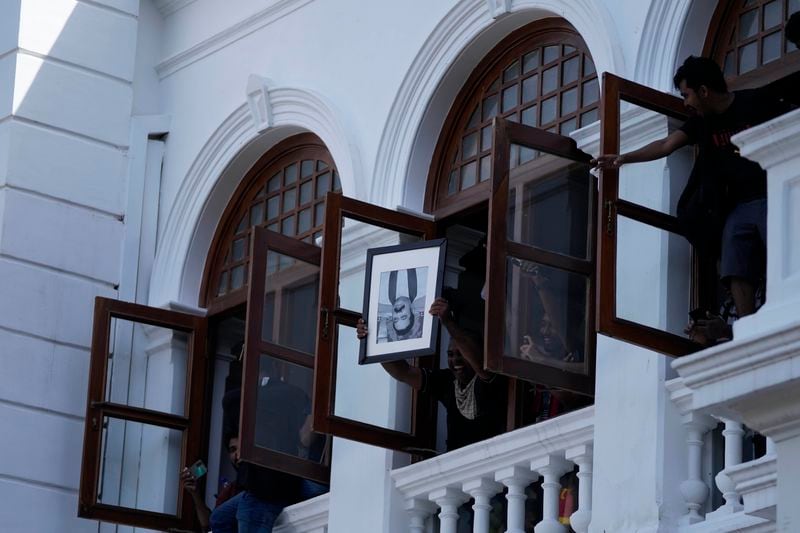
[
  {"x1": 149, "y1": 86, "x2": 362, "y2": 307},
  {"x1": 635, "y1": 0, "x2": 718, "y2": 91},
  {"x1": 371, "y1": 0, "x2": 625, "y2": 211}
]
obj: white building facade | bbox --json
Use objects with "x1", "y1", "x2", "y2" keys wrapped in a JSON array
[{"x1": 0, "y1": 0, "x2": 798, "y2": 532}]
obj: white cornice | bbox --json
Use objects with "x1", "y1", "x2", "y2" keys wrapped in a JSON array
[
  {"x1": 153, "y1": 0, "x2": 197, "y2": 17},
  {"x1": 391, "y1": 405, "x2": 594, "y2": 499},
  {"x1": 635, "y1": 0, "x2": 691, "y2": 91},
  {"x1": 732, "y1": 108, "x2": 800, "y2": 170},
  {"x1": 274, "y1": 494, "x2": 329, "y2": 532},
  {"x1": 156, "y1": 0, "x2": 314, "y2": 79}
]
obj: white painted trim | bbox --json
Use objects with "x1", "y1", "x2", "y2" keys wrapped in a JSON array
[
  {"x1": 153, "y1": 0, "x2": 197, "y2": 17},
  {"x1": 155, "y1": 0, "x2": 314, "y2": 79},
  {"x1": 149, "y1": 86, "x2": 361, "y2": 307},
  {"x1": 371, "y1": 0, "x2": 626, "y2": 211},
  {"x1": 274, "y1": 494, "x2": 330, "y2": 533},
  {"x1": 732, "y1": 109, "x2": 800, "y2": 170}
]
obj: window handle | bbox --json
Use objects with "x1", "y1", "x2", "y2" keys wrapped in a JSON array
[
  {"x1": 320, "y1": 307, "x2": 329, "y2": 340},
  {"x1": 605, "y1": 200, "x2": 615, "y2": 236}
]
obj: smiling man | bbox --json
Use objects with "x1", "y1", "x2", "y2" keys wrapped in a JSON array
[
  {"x1": 592, "y1": 55, "x2": 789, "y2": 344},
  {"x1": 357, "y1": 297, "x2": 506, "y2": 451}
]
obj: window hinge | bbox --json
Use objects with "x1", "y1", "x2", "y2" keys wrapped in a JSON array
[
  {"x1": 320, "y1": 307, "x2": 330, "y2": 340},
  {"x1": 605, "y1": 200, "x2": 614, "y2": 236}
]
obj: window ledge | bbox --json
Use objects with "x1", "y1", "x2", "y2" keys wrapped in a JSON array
[{"x1": 273, "y1": 493, "x2": 330, "y2": 533}]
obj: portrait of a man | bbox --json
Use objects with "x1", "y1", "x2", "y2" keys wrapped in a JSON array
[{"x1": 376, "y1": 268, "x2": 427, "y2": 343}]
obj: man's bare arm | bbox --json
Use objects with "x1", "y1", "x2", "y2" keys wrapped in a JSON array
[
  {"x1": 356, "y1": 319, "x2": 424, "y2": 390},
  {"x1": 592, "y1": 129, "x2": 690, "y2": 168}
]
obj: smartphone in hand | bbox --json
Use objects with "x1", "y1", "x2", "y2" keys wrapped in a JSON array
[{"x1": 189, "y1": 460, "x2": 207, "y2": 479}]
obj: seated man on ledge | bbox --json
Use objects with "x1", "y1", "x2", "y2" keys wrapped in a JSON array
[{"x1": 357, "y1": 297, "x2": 506, "y2": 451}]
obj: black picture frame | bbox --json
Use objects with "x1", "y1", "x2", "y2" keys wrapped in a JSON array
[{"x1": 359, "y1": 238, "x2": 447, "y2": 364}]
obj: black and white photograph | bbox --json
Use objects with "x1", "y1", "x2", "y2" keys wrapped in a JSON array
[{"x1": 360, "y1": 239, "x2": 447, "y2": 364}]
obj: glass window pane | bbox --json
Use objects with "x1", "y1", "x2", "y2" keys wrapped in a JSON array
[
  {"x1": 739, "y1": 42, "x2": 758, "y2": 73},
  {"x1": 480, "y1": 155, "x2": 491, "y2": 182},
  {"x1": 298, "y1": 208, "x2": 312, "y2": 234},
  {"x1": 723, "y1": 51, "x2": 736, "y2": 76},
  {"x1": 791, "y1": 0, "x2": 800, "y2": 15},
  {"x1": 448, "y1": 169, "x2": 458, "y2": 195},
  {"x1": 316, "y1": 172, "x2": 331, "y2": 199},
  {"x1": 541, "y1": 96, "x2": 557, "y2": 125},
  {"x1": 337, "y1": 218, "x2": 421, "y2": 312},
  {"x1": 267, "y1": 172, "x2": 281, "y2": 192},
  {"x1": 104, "y1": 319, "x2": 189, "y2": 416},
  {"x1": 763, "y1": 31, "x2": 781, "y2": 63},
  {"x1": 582, "y1": 80, "x2": 599, "y2": 106},
  {"x1": 764, "y1": 0, "x2": 781, "y2": 28},
  {"x1": 252, "y1": 354, "x2": 321, "y2": 462},
  {"x1": 233, "y1": 237, "x2": 246, "y2": 261},
  {"x1": 503, "y1": 60, "x2": 520, "y2": 82},
  {"x1": 507, "y1": 149, "x2": 591, "y2": 259},
  {"x1": 561, "y1": 87, "x2": 578, "y2": 115},
  {"x1": 267, "y1": 222, "x2": 279, "y2": 233},
  {"x1": 543, "y1": 45, "x2": 560, "y2": 64},
  {"x1": 317, "y1": 160, "x2": 329, "y2": 171},
  {"x1": 462, "y1": 132, "x2": 479, "y2": 159},
  {"x1": 502, "y1": 85, "x2": 519, "y2": 113},
  {"x1": 462, "y1": 161, "x2": 477, "y2": 189},
  {"x1": 260, "y1": 251, "x2": 319, "y2": 353},
  {"x1": 505, "y1": 260, "x2": 589, "y2": 374},
  {"x1": 482, "y1": 94, "x2": 499, "y2": 121},
  {"x1": 466, "y1": 106, "x2": 480, "y2": 129},
  {"x1": 281, "y1": 216, "x2": 295, "y2": 236},
  {"x1": 616, "y1": 215, "x2": 692, "y2": 336},
  {"x1": 300, "y1": 180, "x2": 313, "y2": 205},
  {"x1": 283, "y1": 189, "x2": 297, "y2": 213},
  {"x1": 267, "y1": 195, "x2": 280, "y2": 221},
  {"x1": 617, "y1": 105, "x2": 693, "y2": 216},
  {"x1": 523, "y1": 50, "x2": 540, "y2": 72},
  {"x1": 250, "y1": 203, "x2": 263, "y2": 227},
  {"x1": 315, "y1": 202, "x2": 326, "y2": 226},
  {"x1": 284, "y1": 163, "x2": 298, "y2": 186},
  {"x1": 522, "y1": 105, "x2": 538, "y2": 126},
  {"x1": 581, "y1": 108, "x2": 599, "y2": 127},
  {"x1": 560, "y1": 118, "x2": 578, "y2": 136},
  {"x1": 231, "y1": 264, "x2": 245, "y2": 289},
  {"x1": 481, "y1": 126, "x2": 493, "y2": 152},
  {"x1": 301, "y1": 160, "x2": 314, "y2": 178},
  {"x1": 97, "y1": 418, "x2": 182, "y2": 515},
  {"x1": 333, "y1": 324, "x2": 413, "y2": 432},
  {"x1": 217, "y1": 270, "x2": 229, "y2": 296},
  {"x1": 583, "y1": 57, "x2": 596, "y2": 76},
  {"x1": 488, "y1": 76, "x2": 500, "y2": 92},
  {"x1": 519, "y1": 146, "x2": 537, "y2": 165},
  {"x1": 333, "y1": 171, "x2": 341, "y2": 191},
  {"x1": 236, "y1": 215, "x2": 247, "y2": 234},
  {"x1": 562, "y1": 57, "x2": 580, "y2": 84},
  {"x1": 522, "y1": 74, "x2": 539, "y2": 103},
  {"x1": 739, "y1": 9, "x2": 759, "y2": 39},
  {"x1": 542, "y1": 66, "x2": 558, "y2": 94}
]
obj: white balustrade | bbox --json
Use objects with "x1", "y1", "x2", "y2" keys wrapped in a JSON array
[
  {"x1": 391, "y1": 406, "x2": 594, "y2": 533},
  {"x1": 707, "y1": 419, "x2": 744, "y2": 518},
  {"x1": 273, "y1": 493, "x2": 330, "y2": 533}
]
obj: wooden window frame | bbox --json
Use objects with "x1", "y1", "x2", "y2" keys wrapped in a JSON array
[
  {"x1": 79, "y1": 297, "x2": 209, "y2": 532},
  {"x1": 239, "y1": 226, "x2": 330, "y2": 484},
  {"x1": 596, "y1": 73, "x2": 701, "y2": 357},
  {"x1": 485, "y1": 116, "x2": 596, "y2": 395},
  {"x1": 312, "y1": 192, "x2": 439, "y2": 454}
]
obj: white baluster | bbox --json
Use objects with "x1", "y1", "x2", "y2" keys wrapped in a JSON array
[
  {"x1": 495, "y1": 465, "x2": 536, "y2": 533},
  {"x1": 462, "y1": 478, "x2": 502, "y2": 533},
  {"x1": 565, "y1": 445, "x2": 593, "y2": 533},
  {"x1": 707, "y1": 418, "x2": 744, "y2": 519},
  {"x1": 679, "y1": 413, "x2": 715, "y2": 524},
  {"x1": 429, "y1": 487, "x2": 468, "y2": 533},
  {"x1": 531, "y1": 455, "x2": 570, "y2": 533},
  {"x1": 406, "y1": 498, "x2": 437, "y2": 533}
]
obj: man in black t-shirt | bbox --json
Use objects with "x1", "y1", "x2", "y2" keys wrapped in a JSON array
[
  {"x1": 357, "y1": 297, "x2": 506, "y2": 451},
  {"x1": 592, "y1": 56, "x2": 789, "y2": 343}
]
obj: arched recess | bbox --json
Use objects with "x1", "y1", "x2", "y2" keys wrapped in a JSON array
[
  {"x1": 371, "y1": 0, "x2": 625, "y2": 213},
  {"x1": 149, "y1": 87, "x2": 362, "y2": 308}
]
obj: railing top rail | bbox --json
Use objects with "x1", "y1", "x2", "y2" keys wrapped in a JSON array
[{"x1": 392, "y1": 405, "x2": 595, "y2": 499}]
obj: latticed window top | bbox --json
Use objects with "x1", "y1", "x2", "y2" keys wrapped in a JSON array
[
  {"x1": 431, "y1": 21, "x2": 599, "y2": 208},
  {"x1": 210, "y1": 136, "x2": 340, "y2": 300},
  {"x1": 710, "y1": 0, "x2": 799, "y2": 81}
]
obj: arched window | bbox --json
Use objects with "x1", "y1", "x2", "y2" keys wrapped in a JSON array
[
  {"x1": 427, "y1": 19, "x2": 600, "y2": 215},
  {"x1": 705, "y1": 0, "x2": 800, "y2": 88},
  {"x1": 203, "y1": 133, "x2": 341, "y2": 307}
]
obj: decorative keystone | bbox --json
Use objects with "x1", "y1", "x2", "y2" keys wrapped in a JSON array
[{"x1": 246, "y1": 74, "x2": 274, "y2": 133}]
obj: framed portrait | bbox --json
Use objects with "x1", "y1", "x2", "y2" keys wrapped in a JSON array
[{"x1": 359, "y1": 238, "x2": 447, "y2": 364}]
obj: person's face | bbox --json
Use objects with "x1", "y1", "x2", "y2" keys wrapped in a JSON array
[
  {"x1": 678, "y1": 80, "x2": 708, "y2": 116},
  {"x1": 447, "y1": 342, "x2": 474, "y2": 383},
  {"x1": 392, "y1": 297, "x2": 413, "y2": 332},
  {"x1": 228, "y1": 437, "x2": 240, "y2": 467},
  {"x1": 539, "y1": 314, "x2": 564, "y2": 355}
]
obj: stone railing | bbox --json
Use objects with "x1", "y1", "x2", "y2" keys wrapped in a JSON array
[
  {"x1": 273, "y1": 493, "x2": 329, "y2": 533},
  {"x1": 391, "y1": 406, "x2": 594, "y2": 533},
  {"x1": 667, "y1": 378, "x2": 775, "y2": 532}
]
